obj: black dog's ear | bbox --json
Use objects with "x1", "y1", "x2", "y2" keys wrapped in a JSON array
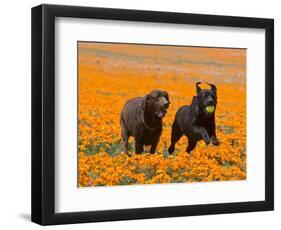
[
  {"x1": 208, "y1": 83, "x2": 217, "y2": 95},
  {"x1": 196, "y1": 82, "x2": 202, "y2": 94},
  {"x1": 142, "y1": 94, "x2": 150, "y2": 110}
]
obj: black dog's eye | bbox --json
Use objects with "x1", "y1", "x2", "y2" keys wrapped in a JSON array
[{"x1": 202, "y1": 93, "x2": 208, "y2": 98}]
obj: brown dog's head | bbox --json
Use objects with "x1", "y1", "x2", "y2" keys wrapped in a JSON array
[{"x1": 142, "y1": 90, "x2": 170, "y2": 118}]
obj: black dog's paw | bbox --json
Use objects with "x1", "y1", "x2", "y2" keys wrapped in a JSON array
[
  {"x1": 204, "y1": 137, "x2": 210, "y2": 145},
  {"x1": 210, "y1": 136, "x2": 220, "y2": 146},
  {"x1": 168, "y1": 145, "x2": 175, "y2": 155}
]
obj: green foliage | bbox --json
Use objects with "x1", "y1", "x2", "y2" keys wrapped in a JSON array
[
  {"x1": 230, "y1": 138, "x2": 239, "y2": 148},
  {"x1": 163, "y1": 148, "x2": 169, "y2": 159},
  {"x1": 135, "y1": 166, "x2": 156, "y2": 180},
  {"x1": 84, "y1": 140, "x2": 134, "y2": 157},
  {"x1": 217, "y1": 125, "x2": 234, "y2": 134},
  {"x1": 118, "y1": 176, "x2": 137, "y2": 185},
  {"x1": 85, "y1": 142, "x2": 105, "y2": 155},
  {"x1": 170, "y1": 179, "x2": 186, "y2": 183}
]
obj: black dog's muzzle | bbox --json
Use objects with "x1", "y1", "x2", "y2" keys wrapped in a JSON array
[{"x1": 206, "y1": 97, "x2": 215, "y2": 106}]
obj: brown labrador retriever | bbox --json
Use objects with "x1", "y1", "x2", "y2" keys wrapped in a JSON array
[{"x1": 120, "y1": 90, "x2": 170, "y2": 155}]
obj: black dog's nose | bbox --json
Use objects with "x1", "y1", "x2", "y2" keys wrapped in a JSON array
[{"x1": 207, "y1": 97, "x2": 214, "y2": 105}]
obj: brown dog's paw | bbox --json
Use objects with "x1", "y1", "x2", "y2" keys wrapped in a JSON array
[
  {"x1": 210, "y1": 136, "x2": 220, "y2": 146},
  {"x1": 124, "y1": 151, "x2": 132, "y2": 157}
]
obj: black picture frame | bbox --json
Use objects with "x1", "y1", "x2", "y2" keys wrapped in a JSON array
[{"x1": 31, "y1": 4, "x2": 274, "y2": 225}]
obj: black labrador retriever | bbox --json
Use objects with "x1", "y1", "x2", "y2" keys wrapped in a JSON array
[
  {"x1": 168, "y1": 82, "x2": 219, "y2": 154},
  {"x1": 120, "y1": 90, "x2": 170, "y2": 155}
]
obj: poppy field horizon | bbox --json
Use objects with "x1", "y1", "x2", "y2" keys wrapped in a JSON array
[{"x1": 78, "y1": 42, "x2": 246, "y2": 187}]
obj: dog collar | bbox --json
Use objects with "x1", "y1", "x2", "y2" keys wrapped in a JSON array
[
  {"x1": 193, "y1": 101, "x2": 199, "y2": 111},
  {"x1": 141, "y1": 113, "x2": 160, "y2": 131},
  {"x1": 191, "y1": 96, "x2": 199, "y2": 111}
]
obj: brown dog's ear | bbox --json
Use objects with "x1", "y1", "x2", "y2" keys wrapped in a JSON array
[
  {"x1": 162, "y1": 90, "x2": 170, "y2": 104},
  {"x1": 142, "y1": 94, "x2": 150, "y2": 110},
  {"x1": 208, "y1": 83, "x2": 217, "y2": 95},
  {"x1": 196, "y1": 82, "x2": 202, "y2": 94}
]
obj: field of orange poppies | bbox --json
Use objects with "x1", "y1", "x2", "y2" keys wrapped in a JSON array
[{"x1": 78, "y1": 42, "x2": 246, "y2": 187}]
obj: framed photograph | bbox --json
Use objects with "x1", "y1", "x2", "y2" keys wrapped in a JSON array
[{"x1": 31, "y1": 4, "x2": 274, "y2": 225}]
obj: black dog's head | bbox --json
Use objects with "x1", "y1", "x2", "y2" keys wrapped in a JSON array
[
  {"x1": 142, "y1": 90, "x2": 170, "y2": 118},
  {"x1": 195, "y1": 82, "x2": 217, "y2": 116}
]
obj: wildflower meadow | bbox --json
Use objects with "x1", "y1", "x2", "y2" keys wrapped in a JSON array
[{"x1": 78, "y1": 42, "x2": 246, "y2": 187}]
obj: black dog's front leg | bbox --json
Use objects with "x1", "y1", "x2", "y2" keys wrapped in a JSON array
[
  {"x1": 192, "y1": 126, "x2": 210, "y2": 145},
  {"x1": 186, "y1": 140, "x2": 197, "y2": 153},
  {"x1": 208, "y1": 122, "x2": 220, "y2": 146}
]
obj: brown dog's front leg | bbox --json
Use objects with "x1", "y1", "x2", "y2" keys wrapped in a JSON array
[
  {"x1": 150, "y1": 145, "x2": 157, "y2": 154},
  {"x1": 135, "y1": 141, "x2": 144, "y2": 154},
  {"x1": 150, "y1": 138, "x2": 159, "y2": 154}
]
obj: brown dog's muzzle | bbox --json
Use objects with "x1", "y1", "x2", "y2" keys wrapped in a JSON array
[
  {"x1": 160, "y1": 97, "x2": 170, "y2": 108},
  {"x1": 155, "y1": 97, "x2": 170, "y2": 118}
]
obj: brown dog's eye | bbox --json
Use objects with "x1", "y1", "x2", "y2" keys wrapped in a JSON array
[{"x1": 158, "y1": 97, "x2": 165, "y2": 102}]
